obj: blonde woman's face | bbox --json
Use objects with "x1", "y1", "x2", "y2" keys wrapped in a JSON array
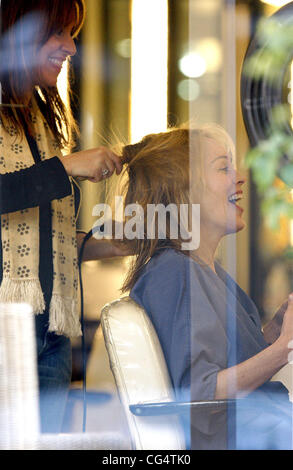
[{"x1": 196, "y1": 137, "x2": 246, "y2": 239}]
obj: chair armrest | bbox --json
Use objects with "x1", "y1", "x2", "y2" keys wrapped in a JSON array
[{"x1": 129, "y1": 399, "x2": 238, "y2": 416}]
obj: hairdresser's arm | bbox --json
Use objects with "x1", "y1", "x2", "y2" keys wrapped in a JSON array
[
  {"x1": 0, "y1": 157, "x2": 72, "y2": 214},
  {"x1": 0, "y1": 146, "x2": 123, "y2": 214},
  {"x1": 76, "y1": 231, "x2": 131, "y2": 261},
  {"x1": 215, "y1": 295, "x2": 293, "y2": 399}
]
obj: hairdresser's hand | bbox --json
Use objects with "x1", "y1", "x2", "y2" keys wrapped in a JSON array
[{"x1": 60, "y1": 147, "x2": 123, "y2": 182}]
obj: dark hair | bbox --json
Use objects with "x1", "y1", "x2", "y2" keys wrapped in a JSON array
[{"x1": 0, "y1": 0, "x2": 85, "y2": 148}]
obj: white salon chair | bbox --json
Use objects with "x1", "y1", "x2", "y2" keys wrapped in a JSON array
[
  {"x1": 100, "y1": 296, "x2": 186, "y2": 450},
  {"x1": 101, "y1": 296, "x2": 239, "y2": 451}
]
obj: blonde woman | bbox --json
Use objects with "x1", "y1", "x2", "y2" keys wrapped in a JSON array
[{"x1": 113, "y1": 126, "x2": 293, "y2": 450}]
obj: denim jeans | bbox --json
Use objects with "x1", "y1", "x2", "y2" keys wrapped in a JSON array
[{"x1": 35, "y1": 311, "x2": 72, "y2": 433}]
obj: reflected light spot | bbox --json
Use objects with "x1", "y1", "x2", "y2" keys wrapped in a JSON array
[
  {"x1": 177, "y1": 79, "x2": 200, "y2": 101},
  {"x1": 196, "y1": 37, "x2": 222, "y2": 73},
  {"x1": 178, "y1": 53, "x2": 206, "y2": 78},
  {"x1": 115, "y1": 38, "x2": 131, "y2": 58}
]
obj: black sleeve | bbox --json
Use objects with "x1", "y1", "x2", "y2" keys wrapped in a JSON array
[{"x1": 0, "y1": 156, "x2": 72, "y2": 214}]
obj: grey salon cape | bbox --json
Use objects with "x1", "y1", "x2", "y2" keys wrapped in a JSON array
[{"x1": 130, "y1": 248, "x2": 292, "y2": 450}]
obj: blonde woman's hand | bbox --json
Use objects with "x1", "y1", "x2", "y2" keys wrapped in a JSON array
[
  {"x1": 276, "y1": 294, "x2": 293, "y2": 362},
  {"x1": 262, "y1": 299, "x2": 288, "y2": 345},
  {"x1": 60, "y1": 147, "x2": 123, "y2": 182}
]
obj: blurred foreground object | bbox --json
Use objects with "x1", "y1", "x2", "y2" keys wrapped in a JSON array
[
  {"x1": 0, "y1": 303, "x2": 130, "y2": 450},
  {"x1": 241, "y1": 2, "x2": 293, "y2": 234},
  {"x1": 0, "y1": 303, "x2": 40, "y2": 450}
]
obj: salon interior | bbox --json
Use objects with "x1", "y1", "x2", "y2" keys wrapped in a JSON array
[{"x1": 2, "y1": 0, "x2": 293, "y2": 450}]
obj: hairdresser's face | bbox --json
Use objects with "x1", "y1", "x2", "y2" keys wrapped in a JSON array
[
  {"x1": 195, "y1": 138, "x2": 246, "y2": 241},
  {"x1": 32, "y1": 23, "x2": 77, "y2": 88}
]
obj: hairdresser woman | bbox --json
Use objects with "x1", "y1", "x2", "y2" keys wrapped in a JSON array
[{"x1": 0, "y1": 0, "x2": 122, "y2": 432}]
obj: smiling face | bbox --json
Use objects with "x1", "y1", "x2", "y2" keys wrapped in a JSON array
[
  {"x1": 194, "y1": 137, "x2": 246, "y2": 242},
  {"x1": 1, "y1": 0, "x2": 85, "y2": 103},
  {"x1": 32, "y1": 22, "x2": 77, "y2": 88}
]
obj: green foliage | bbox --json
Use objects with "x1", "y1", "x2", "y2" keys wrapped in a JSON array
[
  {"x1": 244, "y1": 17, "x2": 293, "y2": 232},
  {"x1": 284, "y1": 245, "x2": 293, "y2": 259},
  {"x1": 244, "y1": 18, "x2": 293, "y2": 84}
]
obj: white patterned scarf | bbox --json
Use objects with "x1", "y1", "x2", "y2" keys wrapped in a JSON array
[{"x1": 0, "y1": 99, "x2": 81, "y2": 337}]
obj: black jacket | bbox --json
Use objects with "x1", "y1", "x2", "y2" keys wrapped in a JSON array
[{"x1": 0, "y1": 156, "x2": 78, "y2": 308}]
